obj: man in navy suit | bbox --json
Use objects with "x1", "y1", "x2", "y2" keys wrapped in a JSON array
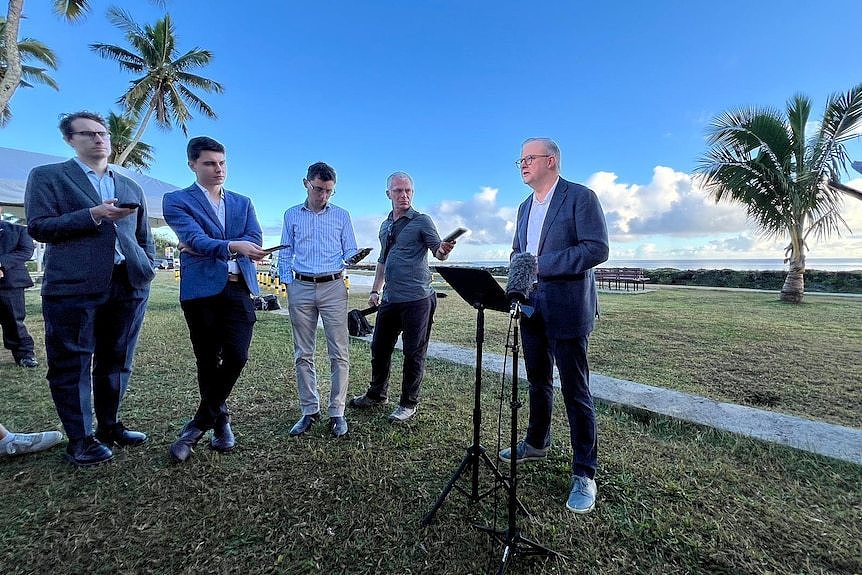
[
  {"x1": 0, "y1": 215, "x2": 38, "y2": 368},
  {"x1": 25, "y1": 111, "x2": 155, "y2": 467},
  {"x1": 499, "y1": 138, "x2": 609, "y2": 514},
  {"x1": 162, "y1": 136, "x2": 266, "y2": 463}
]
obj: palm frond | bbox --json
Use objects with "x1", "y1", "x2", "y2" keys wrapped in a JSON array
[{"x1": 53, "y1": 0, "x2": 91, "y2": 22}]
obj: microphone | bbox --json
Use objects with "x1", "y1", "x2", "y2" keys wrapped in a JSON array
[{"x1": 506, "y1": 252, "x2": 537, "y2": 305}]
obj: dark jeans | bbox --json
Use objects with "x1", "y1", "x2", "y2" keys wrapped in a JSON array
[
  {"x1": 0, "y1": 288, "x2": 34, "y2": 361},
  {"x1": 366, "y1": 293, "x2": 436, "y2": 408},
  {"x1": 521, "y1": 312, "x2": 597, "y2": 479},
  {"x1": 42, "y1": 265, "x2": 149, "y2": 441},
  {"x1": 181, "y1": 282, "x2": 256, "y2": 430}
]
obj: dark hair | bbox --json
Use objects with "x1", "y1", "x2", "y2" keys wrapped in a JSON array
[
  {"x1": 306, "y1": 161, "x2": 336, "y2": 183},
  {"x1": 187, "y1": 136, "x2": 225, "y2": 162},
  {"x1": 58, "y1": 111, "x2": 106, "y2": 139}
]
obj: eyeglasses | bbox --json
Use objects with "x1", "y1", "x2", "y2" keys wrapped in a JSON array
[
  {"x1": 515, "y1": 154, "x2": 552, "y2": 168},
  {"x1": 71, "y1": 130, "x2": 110, "y2": 140},
  {"x1": 307, "y1": 183, "x2": 335, "y2": 196}
]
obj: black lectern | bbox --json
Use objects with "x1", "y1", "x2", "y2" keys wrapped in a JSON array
[{"x1": 420, "y1": 266, "x2": 522, "y2": 526}]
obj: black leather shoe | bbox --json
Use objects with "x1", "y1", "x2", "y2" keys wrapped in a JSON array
[
  {"x1": 169, "y1": 422, "x2": 206, "y2": 463},
  {"x1": 95, "y1": 422, "x2": 148, "y2": 448},
  {"x1": 289, "y1": 412, "x2": 320, "y2": 437},
  {"x1": 210, "y1": 415, "x2": 236, "y2": 452},
  {"x1": 65, "y1": 436, "x2": 113, "y2": 467},
  {"x1": 329, "y1": 416, "x2": 348, "y2": 438},
  {"x1": 16, "y1": 356, "x2": 38, "y2": 368}
]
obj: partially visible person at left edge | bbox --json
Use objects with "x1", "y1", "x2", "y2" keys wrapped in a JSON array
[
  {"x1": 162, "y1": 136, "x2": 266, "y2": 464},
  {"x1": 24, "y1": 111, "x2": 155, "y2": 467},
  {"x1": 0, "y1": 211, "x2": 38, "y2": 368}
]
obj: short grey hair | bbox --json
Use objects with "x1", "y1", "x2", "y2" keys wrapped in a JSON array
[
  {"x1": 522, "y1": 137, "x2": 561, "y2": 161},
  {"x1": 386, "y1": 171, "x2": 414, "y2": 190}
]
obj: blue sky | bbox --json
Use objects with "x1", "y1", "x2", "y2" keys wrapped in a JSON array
[{"x1": 2, "y1": 0, "x2": 861, "y2": 263}]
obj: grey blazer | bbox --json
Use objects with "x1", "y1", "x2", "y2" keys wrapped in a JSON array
[
  {"x1": 512, "y1": 178, "x2": 609, "y2": 338},
  {"x1": 24, "y1": 159, "x2": 155, "y2": 296}
]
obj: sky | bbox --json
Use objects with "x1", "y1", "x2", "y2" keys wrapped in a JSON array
[{"x1": 2, "y1": 0, "x2": 861, "y2": 265}]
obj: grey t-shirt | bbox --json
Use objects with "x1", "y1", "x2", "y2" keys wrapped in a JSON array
[{"x1": 378, "y1": 208, "x2": 442, "y2": 303}]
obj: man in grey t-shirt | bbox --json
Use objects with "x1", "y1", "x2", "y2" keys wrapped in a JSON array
[{"x1": 349, "y1": 172, "x2": 455, "y2": 423}]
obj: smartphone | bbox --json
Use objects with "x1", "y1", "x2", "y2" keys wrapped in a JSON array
[
  {"x1": 346, "y1": 247, "x2": 373, "y2": 265},
  {"x1": 117, "y1": 202, "x2": 141, "y2": 209},
  {"x1": 442, "y1": 227, "x2": 467, "y2": 243},
  {"x1": 263, "y1": 244, "x2": 289, "y2": 254}
]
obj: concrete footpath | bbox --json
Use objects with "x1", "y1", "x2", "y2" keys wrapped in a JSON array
[{"x1": 349, "y1": 333, "x2": 862, "y2": 465}]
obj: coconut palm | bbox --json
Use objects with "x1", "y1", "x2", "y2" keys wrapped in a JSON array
[
  {"x1": 697, "y1": 84, "x2": 862, "y2": 303},
  {"x1": 0, "y1": 15, "x2": 58, "y2": 125},
  {"x1": 107, "y1": 111, "x2": 154, "y2": 171},
  {"x1": 90, "y1": 7, "x2": 224, "y2": 166}
]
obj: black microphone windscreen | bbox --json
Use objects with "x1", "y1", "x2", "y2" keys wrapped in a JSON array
[{"x1": 507, "y1": 252, "x2": 537, "y2": 303}]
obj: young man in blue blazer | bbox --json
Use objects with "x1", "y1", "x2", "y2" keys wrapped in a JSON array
[
  {"x1": 162, "y1": 136, "x2": 266, "y2": 463},
  {"x1": 500, "y1": 138, "x2": 609, "y2": 514}
]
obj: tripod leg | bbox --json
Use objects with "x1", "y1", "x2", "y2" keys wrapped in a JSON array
[
  {"x1": 478, "y1": 450, "x2": 531, "y2": 517},
  {"x1": 420, "y1": 451, "x2": 473, "y2": 527}
]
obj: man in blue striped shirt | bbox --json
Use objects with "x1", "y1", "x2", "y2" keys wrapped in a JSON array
[{"x1": 278, "y1": 162, "x2": 358, "y2": 438}]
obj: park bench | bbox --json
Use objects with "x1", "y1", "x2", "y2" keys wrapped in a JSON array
[{"x1": 595, "y1": 267, "x2": 649, "y2": 291}]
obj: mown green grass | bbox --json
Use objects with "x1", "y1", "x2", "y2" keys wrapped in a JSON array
[
  {"x1": 347, "y1": 283, "x2": 862, "y2": 428},
  {"x1": 1, "y1": 274, "x2": 859, "y2": 574}
]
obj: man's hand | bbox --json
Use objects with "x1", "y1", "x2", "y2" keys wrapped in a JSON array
[
  {"x1": 178, "y1": 242, "x2": 201, "y2": 256},
  {"x1": 229, "y1": 241, "x2": 267, "y2": 261},
  {"x1": 435, "y1": 240, "x2": 455, "y2": 260},
  {"x1": 368, "y1": 291, "x2": 380, "y2": 307},
  {"x1": 90, "y1": 199, "x2": 136, "y2": 224},
  {"x1": 0, "y1": 269, "x2": 4, "y2": 279}
]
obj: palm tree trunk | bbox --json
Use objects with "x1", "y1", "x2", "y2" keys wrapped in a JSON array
[
  {"x1": 780, "y1": 251, "x2": 805, "y2": 304},
  {"x1": 0, "y1": 0, "x2": 25, "y2": 117},
  {"x1": 115, "y1": 105, "x2": 155, "y2": 167}
]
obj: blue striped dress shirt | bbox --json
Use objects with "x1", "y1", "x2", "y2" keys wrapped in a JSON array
[{"x1": 278, "y1": 200, "x2": 358, "y2": 284}]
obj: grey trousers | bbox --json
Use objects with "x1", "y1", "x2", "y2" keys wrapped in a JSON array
[{"x1": 287, "y1": 279, "x2": 350, "y2": 417}]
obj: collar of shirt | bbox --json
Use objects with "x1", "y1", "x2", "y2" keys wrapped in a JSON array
[
  {"x1": 532, "y1": 176, "x2": 559, "y2": 205},
  {"x1": 195, "y1": 182, "x2": 224, "y2": 202},
  {"x1": 387, "y1": 206, "x2": 417, "y2": 223},
  {"x1": 301, "y1": 199, "x2": 331, "y2": 213}
]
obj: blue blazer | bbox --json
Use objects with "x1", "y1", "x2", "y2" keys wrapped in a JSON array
[
  {"x1": 24, "y1": 159, "x2": 155, "y2": 296},
  {"x1": 0, "y1": 221, "x2": 35, "y2": 290},
  {"x1": 513, "y1": 178, "x2": 609, "y2": 338},
  {"x1": 162, "y1": 183, "x2": 261, "y2": 301}
]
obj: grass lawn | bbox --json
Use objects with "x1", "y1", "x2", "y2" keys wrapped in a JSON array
[
  {"x1": 347, "y1": 282, "x2": 862, "y2": 428},
  {"x1": 1, "y1": 273, "x2": 859, "y2": 574}
]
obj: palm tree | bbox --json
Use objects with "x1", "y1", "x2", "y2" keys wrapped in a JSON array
[
  {"x1": 697, "y1": 85, "x2": 862, "y2": 303},
  {"x1": 91, "y1": 7, "x2": 224, "y2": 166},
  {"x1": 0, "y1": 16, "x2": 58, "y2": 125},
  {"x1": 1, "y1": 0, "x2": 166, "y2": 126},
  {"x1": 107, "y1": 111, "x2": 154, "y2": 171}
]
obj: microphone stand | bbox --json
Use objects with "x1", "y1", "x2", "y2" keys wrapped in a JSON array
[
  {"x1": 476, "y1": 300, "x2": 564, "y2": 574},
  {"x1": 420, "y1": 302, "x2": 526, "y2": 527}
]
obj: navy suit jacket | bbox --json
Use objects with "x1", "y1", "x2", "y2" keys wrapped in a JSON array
[
  {"x1": 162, "y1": 183, "x2": 261, "y2": 301},
  {"x1": 0, "y1": 221, "x2": 35, "y2": 289},
  {"x1": 24, "y1": 159, "x2": 155, "y2": 296},
  {"x1": 513, "y1": 178, "x2": 609, "y2": 338}
]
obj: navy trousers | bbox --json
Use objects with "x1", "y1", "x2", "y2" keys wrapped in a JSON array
[
  {"x1": 42, "y1": 265, "x2": 149, "y2": 441},
  {"x1": 367, "y1": 293, "x2": 436, "y2": 408},
  {"x1": 520, "y1": 311, "x2": 597, "y2": 479},
  {"x1": 0, "y1": 288, "x2": 35, "y2": 361}
]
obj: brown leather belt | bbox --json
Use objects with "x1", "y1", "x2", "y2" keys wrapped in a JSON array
[
  {"x1": 294, "y1": 271, "x2": 342, "y2": 283},
  {"x1": 227, "y1": 273, "x2": 241, "y2": 283}
]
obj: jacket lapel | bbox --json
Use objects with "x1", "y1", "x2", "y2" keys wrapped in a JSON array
[
  {"x1": 537, "y1": 179, "x2": 567, "y2": 255},
  {"x1": 63, "y1": 159, "x2": 102, "y2": 205},
  {"x1": 188, "y1": 184, "x2": 225, "y2": 238}
]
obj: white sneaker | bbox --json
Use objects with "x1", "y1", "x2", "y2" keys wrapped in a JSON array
[
  {"x1": 0, "y1": 431, "x2": 64, "y2": 457},
  {"x1": 388, "y1": 405, "x2": 417, "y2": 423}
]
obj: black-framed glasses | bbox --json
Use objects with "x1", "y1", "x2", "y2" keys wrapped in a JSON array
[
  {"x1": 71, "y1": 130, "x2": 110, "y2": 140},
  {"x1": 515, "y1": 154, "x2": 552, "y2": 168},
  {"x1": 307, "y1": 182, "x2": 335, "y2": 196}
]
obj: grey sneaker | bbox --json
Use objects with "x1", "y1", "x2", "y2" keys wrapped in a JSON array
[
  {"x1": 349, "y1": 393, "x2": 388, "y2": 409},
  {"x1": 0, "y1": 431, "x2": 63, "y2": 457},
  {"x1": 566, "y1": 475, "x2": 597, "y2": 514},
  {"x1": 498, "y1": 440, "x2": 548, "y2": 464},
  {"x1": 388, "y1": 405, "x2": 417, "y2": 423}
]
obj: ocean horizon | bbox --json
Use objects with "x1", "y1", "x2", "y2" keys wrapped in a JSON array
[{"x1": 456, "y1": 258, "x2": 862, "y2": 272}]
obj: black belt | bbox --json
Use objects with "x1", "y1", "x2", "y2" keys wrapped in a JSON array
[
  {"x1": 294, "y1": 271, "x2": 342, "y2": 283},
  {"x1": 535, "y1": 272, "x2": 587, "y2": 286},
  {"x1": 227, "y1": 273, "x2": 241, "y2": 283}
]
